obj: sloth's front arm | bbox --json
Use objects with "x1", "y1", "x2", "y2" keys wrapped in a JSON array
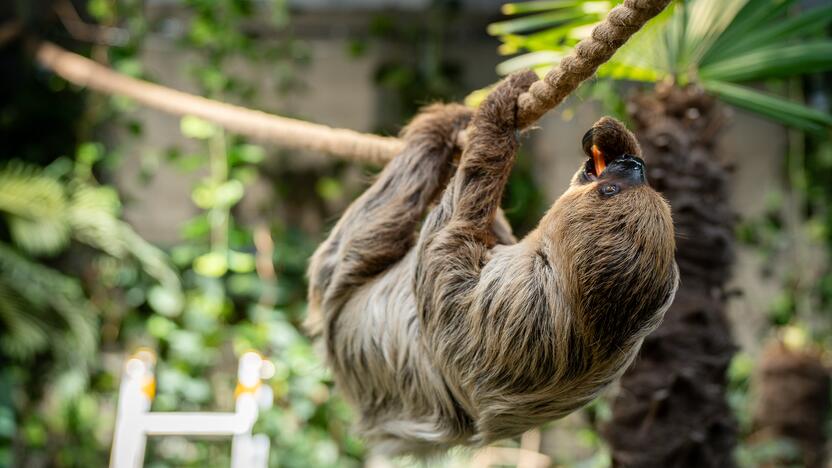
[{"x1": 414, "y1": 71, "x2": 586, "y2": 441}]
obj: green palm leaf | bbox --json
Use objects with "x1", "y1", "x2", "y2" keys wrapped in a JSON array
[
  {"x1": 0, "y1": 163, "x2": 70, "y2": 255},
  {"x1": 68, "y1": 187, "x2": 182, "y2": 293},
  {"x1": 496, "y1": 51, "x2": 565, "y2": 75},
  {"x1": 501, "y1": 1, "x2": 588, "y2": 15},
  {"x1": 0, "y1": 160, "x2": 183, "y2": 364},
  {"x1": 0, "y1": 243, "x2": 97, "y2": 361},
  {"x1": 488, "y1": 9, "x2": 592, "y2": 36},
  {"x1": 0, "y1": 162, "x2": 182, "y2": 294},
  {"x1": 0, "y1": 281, "x2": 49, "y2": 359},
  {"x1": 702, "y1": 0, "x2": 796, "y2": 64},
  {"x1": 703, "y1": 80, "x2": 832, "y2": 133},
  {"x1": 68, "y1": 184, "x2": 128, "y2": 257},
  {"x1": 680, "y1": 0, "x2": 747, "y2": 67},
  {"x1": 702, "y1": 3, "x2": 831, "y2": 65},
  {"x1": 598, "y1": 60, "x2": 666, "y2": 82},
  {"x1": 700, "y1": 42, "x2": 832, "y2": 82},
  {"x1": 489, "y1": 0, "x2": 832, "y2": 133}
]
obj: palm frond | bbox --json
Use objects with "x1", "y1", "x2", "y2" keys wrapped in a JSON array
[
  {"x1": 0, "y1": 162, "x2": 182, "y2": 295},
  {"x1": 488, "y1": 8, "x2": 596, "y2": 36},
  {"x1": 0, "y1": 242, "x2": 97, "y2": 361},
  {"x1": 501, "y1": 1, "x2": 587, "y2": 15},
  {"x1": 489, "y1": 0, "x2": 832, "y2": 132},
  {"x1": 700, "y1": 42, "x2": 832, "y2": 83},
  {"x1": 67, "y1": 183, "x2": 126, "y2": 257},
  {"x1": 489, "y1": 1, "x2": 617, "y2": 50},
  {"x1": 703, "y1": 80, "x2": 832, "y2": 133},
  {"x1": 702, "y1": 1, "x2": 829, "y2": 65},
  {"x1": 496, "y1": 51, "x2": 565, "y2": 75},
  {"x1": 604, "y1": 4, "x2": 678, "y2": 80},
  {"x1": 67, "y1": 186, "x2": 182, "y2": 294},
  {"x1": 681, "y1": 0, "x2": 747, "y2": 67},
  {"x1": 0, "y1": 159, "x2": 185, "y2": 362},
  {"x1": 598, "y1": 60, "x2": 666, "y2": 82},
  {"x1": 0, "y1": 281, "x2": 50, "y2": 359},
  {"x1": 0, "y1": 163, "x2": 70, "y2": 255}
]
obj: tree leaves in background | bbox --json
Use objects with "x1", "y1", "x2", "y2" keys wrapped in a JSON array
[
  {"x1": 0, "y1": 162, "x2": 70, "y2": 255},
  {"x1": 0, "y1": 243, "x2": 96, "y2": 363},
  {"x1": 0, "y1": 162, "x2": 181, "y2": 290},
  {"x1": 0, "y1": 161, "x2": 182, "y2": 362}
]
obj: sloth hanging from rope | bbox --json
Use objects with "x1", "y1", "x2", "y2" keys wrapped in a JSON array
[{"x1": 306, "y1": 70, "x2": 679, "y2": 455}]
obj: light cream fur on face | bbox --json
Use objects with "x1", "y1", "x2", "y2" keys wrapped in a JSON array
[{"x1": 306, "y1": 71, "x2": 679, "y2": 456}]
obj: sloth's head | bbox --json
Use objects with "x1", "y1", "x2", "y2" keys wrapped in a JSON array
[
  {"x1": 541, "y1": 117, "x2": 677, "y2": 351},
  {"x1": 551, "y1": 117, "x2": 670, "y2": 229},
  {"x1": 573, "y1": 116, "x2": 646, "y2": 189}
]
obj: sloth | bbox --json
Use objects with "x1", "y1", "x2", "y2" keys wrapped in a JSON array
[{"x1": 306, "y1": 70, "x2": 679, "y2": 455}]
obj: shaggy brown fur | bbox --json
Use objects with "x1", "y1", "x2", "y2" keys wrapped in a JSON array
[{"x1": 306, "y1": 71, "x2": 679, "y2": 455}]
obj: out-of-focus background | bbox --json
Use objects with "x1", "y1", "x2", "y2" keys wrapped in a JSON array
[{"x1": 1, "y1": 0, "x2": 831, "y2": 467}]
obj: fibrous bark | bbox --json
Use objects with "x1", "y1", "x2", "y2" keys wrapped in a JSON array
[
  {"x1": 750, "y1": 341, "x2": 830, "y2": 468},
  {"x1": 605, "y1": 83, "x2": 738, "y2": 467}
]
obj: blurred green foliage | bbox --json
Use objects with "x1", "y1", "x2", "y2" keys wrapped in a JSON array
[
  {"x1": 0, "y1": 0, "x2": 357, "y2": 466},
  {"x1": 738, "y1": 132, "x2": 832, "y2": 340}
]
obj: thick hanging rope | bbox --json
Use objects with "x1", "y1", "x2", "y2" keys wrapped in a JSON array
[
  {"x1": 516, "y1": 0, "x2": 671, "y2": 128},
  {"x1": 34, "y1": 0, "x2": 671, "y2": 164}
]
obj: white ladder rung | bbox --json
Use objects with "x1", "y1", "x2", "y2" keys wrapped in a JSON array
[
  {"x1": 109, "y1": 349, "x2": 273, "y2": 468},
  {"x1": 141, "y1": 413, "x2": 252, "y2": 436}
]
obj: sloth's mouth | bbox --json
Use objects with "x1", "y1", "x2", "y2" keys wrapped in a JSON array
[
  {"x1": 584, "y1": 145, "x2": 612, "y2": 181},
  {"x1": 584, "y1": 154, "x2": 648, "y2": 186},
  {"x1": 584, "y1": 151, "x2": 647, "y2": 183},
  {"x1": 582, "y1": 128, "x2": 613, "y2": 180}
]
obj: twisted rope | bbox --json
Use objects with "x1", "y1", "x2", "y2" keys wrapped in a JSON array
[
  {"x1": 34, "y1": 0, "x2": 670, "y2": 164},
  {"x1": 35, "y1": 42, "x2": 405, "y2": 165},
  {"x1": 516, "y1": 0, "x2": 671, "y2": 128}
]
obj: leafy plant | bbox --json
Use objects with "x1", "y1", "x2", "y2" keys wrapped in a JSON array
[
  {"x1": 491, "y1": 0, "x2": 832, "y2": 132},
  {"x1": 0, "y1": 158, "x2": 180, "y2": 363},
  {"x1": 80, "y1": 0, "x2": 357, "y2": 464}
]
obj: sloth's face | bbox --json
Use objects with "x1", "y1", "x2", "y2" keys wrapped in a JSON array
[
  {"x1": 576, "y1": 153, "x2": 647, "y2": 196},
  {"x1": 559, "y1": 155, "x2": 666, "y2": 235},
  {"x1": 557, "y1": 117, "x2": 664, "y2": 215},
  {"x1": 570, "y1": 118, "x2": 648, "y2": 196}
]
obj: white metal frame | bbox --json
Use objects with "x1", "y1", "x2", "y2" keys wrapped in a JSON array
[{"x1": 109, "y1": 349, "x2": 273, "y2": 468}]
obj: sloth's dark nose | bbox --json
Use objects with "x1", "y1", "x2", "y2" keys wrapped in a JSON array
[{"x1": 604, "y1": 155, "x2": 646, "y2": 185}]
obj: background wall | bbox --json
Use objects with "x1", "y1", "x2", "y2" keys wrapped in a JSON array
[{"x1": 120, "y1": 2, "x2": 788, "y2": 354}]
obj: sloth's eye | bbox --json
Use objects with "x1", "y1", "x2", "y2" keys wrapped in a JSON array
[{"x1": 600, "y1": 184, "x2": 620, "y2": 197}]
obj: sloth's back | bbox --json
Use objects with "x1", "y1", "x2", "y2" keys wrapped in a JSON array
[{"x1": 332, "y1": 250, "x2": 473, "y2": 454}]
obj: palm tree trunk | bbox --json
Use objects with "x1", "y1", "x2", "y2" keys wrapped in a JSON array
[
  {"x1": 750, "y1": 340, "x2": 830, "y2": 468},
  {"x1": 604, "y1": 83, "x2": 738, "y2": 467}
]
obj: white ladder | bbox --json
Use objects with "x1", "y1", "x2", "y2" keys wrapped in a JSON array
[{"x1": 109, "y1": 349, "x2": 273, "y2": 468}]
